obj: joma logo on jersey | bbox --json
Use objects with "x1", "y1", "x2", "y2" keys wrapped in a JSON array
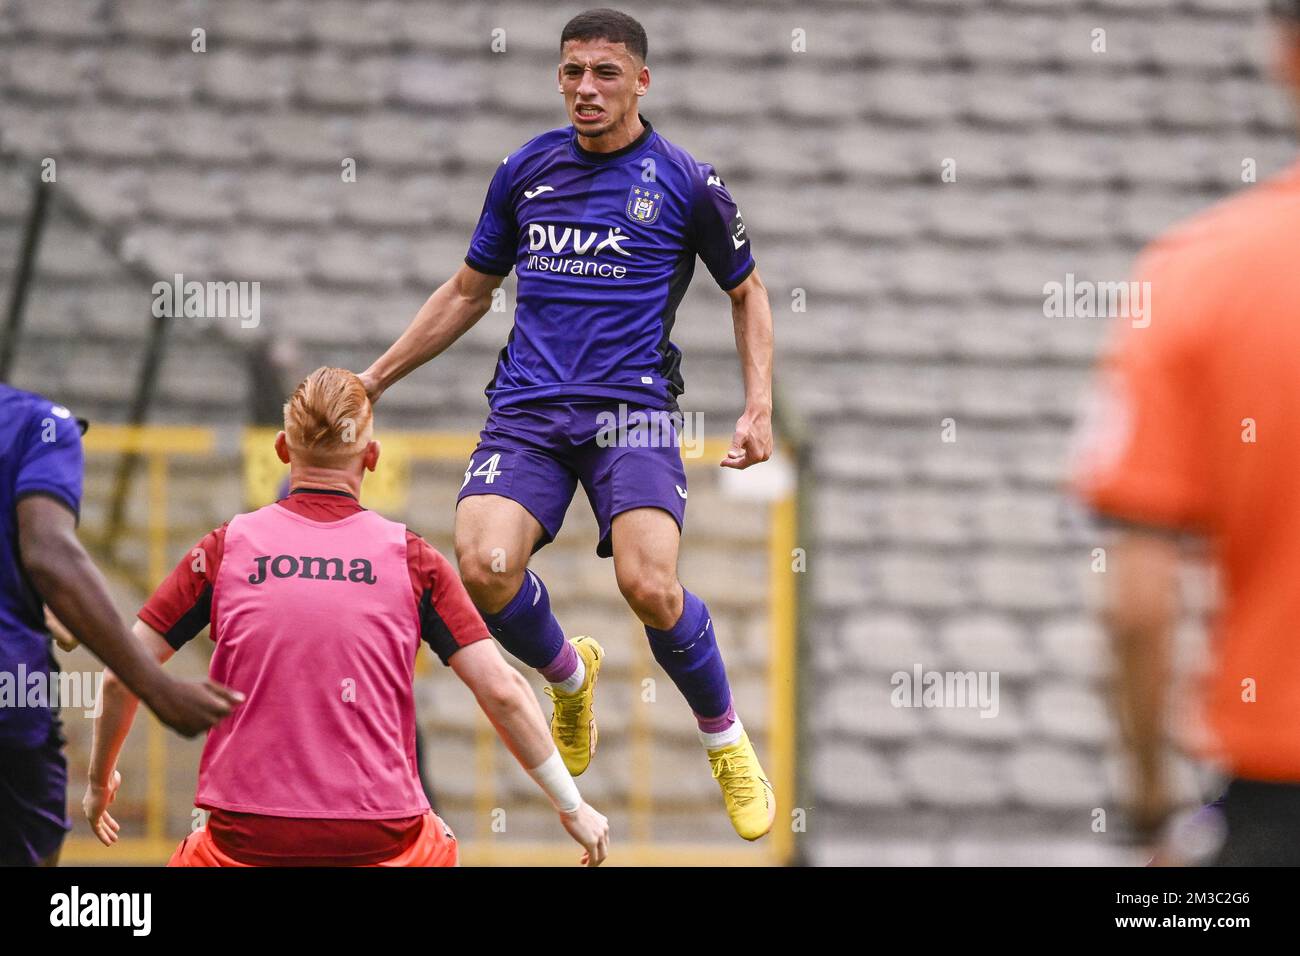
[
  {"x1": 626, "y1": 186, "x2": 662, "y2": 224},
  {"x1": 248, "y1": 554, "x2": 377, "y2": 586},
  {"x1": 527, "y1": 223, "x2": 632, "y2": 257}
]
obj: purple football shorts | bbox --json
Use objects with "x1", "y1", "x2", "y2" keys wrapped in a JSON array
[
  {"x1": 0, "y1": 721, "x2": 71, "y2": 866},
  {"x1": 456, "y1": 401, "x2": 689, "y2": 558}
]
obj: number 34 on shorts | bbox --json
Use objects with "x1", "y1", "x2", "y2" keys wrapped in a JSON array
[{"x1": 462, "y1": 453, "x2": 504, "y2": 489}]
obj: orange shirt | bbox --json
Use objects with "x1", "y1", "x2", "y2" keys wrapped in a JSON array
[{"x1": 1072, "y1": 162, "x2": 1300, "y2": 781}]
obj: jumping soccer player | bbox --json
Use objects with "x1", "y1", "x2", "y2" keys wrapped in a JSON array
[
  {"x1": 359, "y1": 9, "x2": 776, "y2": 840},
  {"x1": 0, "y1": 383, "x2": 239, "y2": 866},
  {"x1": 1072, "y1": 0, "x2": 1300, "y2": 867},
  {"x1": 83, "y1": 368, "x2": 609, "y2": 866}
]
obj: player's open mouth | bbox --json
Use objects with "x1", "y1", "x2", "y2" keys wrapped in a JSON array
[{"x1": 575, "y1": 106, "x2": 604, "y2": 122}]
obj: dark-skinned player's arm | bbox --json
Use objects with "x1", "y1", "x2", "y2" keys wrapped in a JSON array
[
  {"x1": 721, "y1": 267, "x2": 775, "y2": 470},
  {"x1": 16, "y1": 496, "x2": 242, "y2": 738},
  {"x1": 83, "y1": 619, "x2": 176, "y2": 846},
  {"x1": 1103, "y1": 525, "x2": 1180, "y2": 848},
  {"x1": 358, "y1": 263, "x2": 504, "y2": 404}
]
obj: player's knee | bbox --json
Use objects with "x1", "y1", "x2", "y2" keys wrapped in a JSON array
[
  {"x1": 617, "y1": 571, "x2": 683, "y2": 628},
  {"x1": 458, "y1": 552, "x2": 524, "y2": 613}
]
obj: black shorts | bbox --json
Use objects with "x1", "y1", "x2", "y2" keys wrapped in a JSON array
[
  {"x1": 0, "y1": 721, "x2": 71, "y2": 866},
  {"x1": 1212, "y1": 777, "x2": 1300, "y2": 866}
]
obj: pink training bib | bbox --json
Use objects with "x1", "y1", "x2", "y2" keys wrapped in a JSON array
[{"x1": 195, "y1": 501, "x2": 430, "y2": 819}]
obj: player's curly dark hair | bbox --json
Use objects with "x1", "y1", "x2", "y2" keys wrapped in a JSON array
[{"x1": 561, "y1": 8, "x2": 648, "y2": 62}]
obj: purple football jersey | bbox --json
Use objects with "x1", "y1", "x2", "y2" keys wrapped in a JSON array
[{"x1": 465, "y1": 115, "x2": 755, "y2": 410}]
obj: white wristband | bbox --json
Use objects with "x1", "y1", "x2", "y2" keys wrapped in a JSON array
[{"x1": 526, "y1": 751, "x2": 582, "y2": 813}]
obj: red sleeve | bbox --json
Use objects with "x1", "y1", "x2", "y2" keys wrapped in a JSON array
[
  {"x1": 1070, "y1": 245, "x2": 1212, "y2": 529},
  {"x1": 138, "y1": 524, "x2": 227, "y2": 649},
  {"x1": 406, "y1": 532, "x2": 490, "y2": 664}
]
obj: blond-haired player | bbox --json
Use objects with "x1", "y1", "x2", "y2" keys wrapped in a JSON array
[{"x1": 84, "y1": 367, "x2": 609, "y2": 866}]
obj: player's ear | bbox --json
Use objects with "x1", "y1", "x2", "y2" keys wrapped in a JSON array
[
  {"x1": 557, "y1": 64, "x2": 564, "y2": 93},
  {"x1": 637, "y1": 64, "x2": 649, "y2": 96},
  {"x1": 363, "y1": 439, "x2": 381, "y2": 473},
  {"x1": 274, "y1": 431, "x2": 291, "y2": 465}
]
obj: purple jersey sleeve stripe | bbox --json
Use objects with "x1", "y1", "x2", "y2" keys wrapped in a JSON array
[
  {"x1": 718, "y1": 258, "x2": 756, "y2": 292},
  {"x1": 463, "y1": 254, "x2": 511, "y2": 277},
  {"x1": 13, "y1": 486, "x2": 80, "y2": 521}
]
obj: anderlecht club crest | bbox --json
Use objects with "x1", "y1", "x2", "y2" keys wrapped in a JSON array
[{"x1": 626, "y1": 186, "x2": 663, "y2": 224}]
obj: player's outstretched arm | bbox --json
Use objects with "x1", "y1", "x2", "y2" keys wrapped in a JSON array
[
  {"x1": 358, "y1": 263, "x2": 504, "y2": 404},
  {"x1": 83, "y1": 620, "x2": 178, "y2": 846},
  {"x1": 722, "y1": 268, "x2": 775, "y2": 469},
  {"x1": 450, "y1": 639, "x2": 610, "y2": 865},
  {"x1": 17, "y1": 496, "x2": 242, "y2": 739}
]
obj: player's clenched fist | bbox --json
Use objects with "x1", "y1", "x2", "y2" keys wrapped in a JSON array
[
  {"x1": 147, "y1": 678, "x2": 244, "y2": 738},
  {"x1": 721, "y1": 407, "x2": 774, "y2": 470},
  {"x1": 559, "y1": 801, "x2": 610, "y2": 866},
  {"x1": 356, "y1": 369, "x2": 383, "y2": 405}
]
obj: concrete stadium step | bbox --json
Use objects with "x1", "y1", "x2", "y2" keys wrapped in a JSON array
[
  {"x1": 936, "y1": 613, "x2": 1041, "y2": 678},
  {"x1": 21, "y1": 283, "x2": 105, "y2": 339},
  {"x1": 812, "y1": 742, "x2": 906, "y2": 809},
  {"x1": 834, "y1": 612, "x2": 933, "y2": 676},
  {"x1": 868, "y1": 489, "x2": 971, "y2": 547},
  {"x1": 27, "y1": 219, "x2": 121, "y2": 280},
  {"x1": 11, "y1": 0, "x2": 104, "y2": 38},
  {"x1": 347, "y1": 111, "x2": 459, "y2": 167},
  {"x1": 868, "y1": 69, "x2": 963, "y2": 126},
  {"x1": 57, "y1": 166, "x2": 146, "y2": 224},
  {"x1": 1037, "y1": 614, "x2": 1108, "y2": 681},
  {"x1": 930, "y1": 691, "x2": 1026, "y2": 743},
  {"x1": 969, "y1": 553, "x2": 1074, "y2": 613},
  {"x1": 148, "y1": 110, "x2": 258, "y2": 164},
  {"x1": 1025, "y1": 680, "x2": 1112, "y2": 746},
  {"x1": 142, "y1": 170, "x2": 240, "y2": 224},
  {"x1": 814, "y1": 675, "x2": 930, "y2": 742},
  {"x1": 100, "y1": 49, "x2": 196, "y2": 104},
  {"x1": 7, "y1": 45, "x2": 101, "y2": 101},
  {"x1": 899, "y1": 742, "x2": 1009, "y2": 808},
  {"x1": 1005, "y1": 743, "x2": 1108, "y2": 809}
]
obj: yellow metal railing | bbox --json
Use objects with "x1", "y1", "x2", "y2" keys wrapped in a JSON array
[{"x1": 62, "y1": 425, "x2": 798, "y2": 866}]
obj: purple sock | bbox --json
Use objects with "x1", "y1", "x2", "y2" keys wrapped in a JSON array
[
  {"x1": 696, "y1": 699, "x2": 736, "y2": 734},
  {"x1": 540, "y1": 639, "x2": 578, "y2": 684},
  {"x1": 645, "y1": 589, "x2": 733, "y2": 727},
  {"x1": 481, "y1": 570, "x2": 568, "y2": 673}
]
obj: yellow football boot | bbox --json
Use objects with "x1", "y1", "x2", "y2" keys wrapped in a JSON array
[
  {"x1": 543, "y1": 636, "x2": 603, "y2": 776},
  {"x1": 707, "y1": 731, "x2": 776, "y2": 841}
]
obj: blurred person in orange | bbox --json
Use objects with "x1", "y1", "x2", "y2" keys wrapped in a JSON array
[{"x1": 1072, "y1": 1, "x2": 1300, "y2": 866}]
